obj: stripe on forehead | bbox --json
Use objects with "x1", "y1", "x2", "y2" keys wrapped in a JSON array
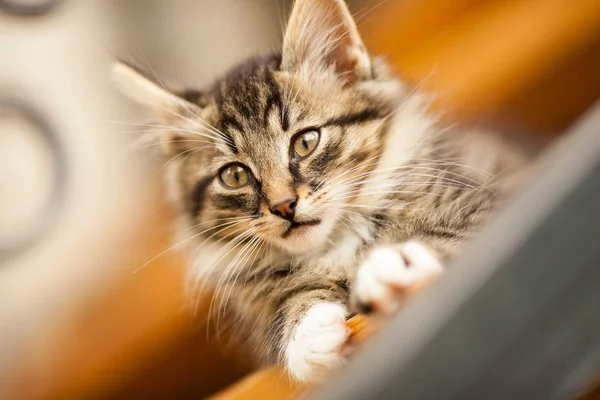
[{"x1": 213, "y1": 53, "x2": 287, "y2": 146}]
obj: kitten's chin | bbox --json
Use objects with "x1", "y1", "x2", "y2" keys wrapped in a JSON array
[{"x1": 272, "y1": 218, "x2": 336, "y2": 255}]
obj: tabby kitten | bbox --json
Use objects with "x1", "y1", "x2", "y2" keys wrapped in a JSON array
[{"x1": 114, "y1": 0, "x2": 525, "y2": 383}]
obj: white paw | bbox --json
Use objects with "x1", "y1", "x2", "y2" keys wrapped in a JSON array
[
  {"x1": 354, "y1": 241, "x2": 443, "y2": 314},
  {"x1": 285, "y1": 302, "x2": 349, "y2": 383}
]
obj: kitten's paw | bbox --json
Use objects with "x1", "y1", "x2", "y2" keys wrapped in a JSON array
[
  {"x1": 285, "y1": 302, "x2": 349, "y2": 383},
  {"x1": 353, "y1": 241, "x2": 443, "y2": 314}
]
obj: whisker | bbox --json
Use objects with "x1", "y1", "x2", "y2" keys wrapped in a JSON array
[
  {"x1": 322, "y1": 206, "x2": 378, "y2": 222},
  {"x1": 330, "y1": 164, "x2": 493, "y2": 194},
  {"x1": 135, "y1": 42, "x2": 233, "y2": 144},
  {"x1": 163, "y1": 103, "x2": 233, "y2": 145},
  {"x1": 109, "y1": 120, "x2": 226, "y2": 144},
  {"x1": 331, "y1": 190, "x2": 444, "y2": 202},
  {"x1": 328, "y1": 203, "x2": 425, "y2": 212},
  {"x1": 193, "y1": 222, "x2": 257, "y2": 308},
  {"x1": 355, "y1": 0, "x2": 389, "y2": 26},
  {"x1": 334, "y1": 213, "x2": 353, "y2": 233},
  {"x1": 334, "y1": 174, "x2": 481, "y2": 198},
  {"x1": 411, "y1": 157, "x2": 495, "y2": 177},
  {"x1": 207, "y1": 228, "x2": 258, "y2": 332},
  {"x1": 333, "y1": 211, "x2": 364, "y2": 234},
  {"x1": 243, "y1": 238, "x2": 267, "y2": 286},
  {"x1": 136, "y1": 218, "x2": 252, "y2": 273},
  {"x1": 183, "y1": 215, "x2": 257, "y2": 234},
  {"x1": 326, "y1": 161, "x2": 420, "y2": 187},
  {"x1": 194, "y1": 223, "x2": 255, "y2": 312},
  {"x1": 131, "y1": 139, "x2": 213, "y2": 152},
  {"x1": 331, "y1": 163, "x2": 445, "y2": 187},
  {"x1": 333, "y1": 170, "x2": 478, "y2": 193},
  {"x1": 219, "y1": 235, "x2": 264, "y2": 321},
  {"x1": 326, "y1": 154, "x2": 383, "y2": 185},
  {"x1": 161, "y1": 145, "x2": 211, "y2": 171}
]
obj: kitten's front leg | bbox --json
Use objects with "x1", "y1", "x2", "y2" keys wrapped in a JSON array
[
  {"x1": 352, "y1": 241, "x2": 444, "y2": 314},
  {"x1": 277, "y1": 291, "x2": 349, "y2": 382}
]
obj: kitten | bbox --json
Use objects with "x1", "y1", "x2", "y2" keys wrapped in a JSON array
[{"x1": 113, "y1": 0, "x2": 527, "y2": 383}]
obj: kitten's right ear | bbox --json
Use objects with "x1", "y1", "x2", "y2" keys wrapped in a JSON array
[
  {"x1": 111, "y1": 61, "x2": 196, "y2": 117},
  {"x1": 112, "y1": 61, "x2": 212, "y2": 156}
]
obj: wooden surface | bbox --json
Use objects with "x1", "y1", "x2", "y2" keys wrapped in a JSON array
[
  {"x1": 210, "y1": 367, "x2": 301, "y2": 400},
  {"x1": 207, "y1": 315, "x2": 375, "y2": 400},
  {"x1": 7, "y1": 1, "x2": 600, "y2": 399},
  {"x1": 580, "y1": 376, "x2": 600, "y2": 400},
  {"x1": 210, "y1": 266, "x2": 440, "y2": 400}
]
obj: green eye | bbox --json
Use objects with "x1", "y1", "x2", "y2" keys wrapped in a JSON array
[
  {"x1": 293, "y1": 129, "x2": 320, "y2": 159},
  {"x1": 219, "y1": 164, "x2": 250, "y2": 189}
]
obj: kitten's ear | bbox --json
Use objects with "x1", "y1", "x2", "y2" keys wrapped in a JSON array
[
  {"x1": 282, "y1": 0, "x2": 371, "y2": 84},
  {"x1": 111, "y1": 61, "x2": 198, "y2": 116},
  {"x1": 112, "y1": 61, "x2": 209, "y2": 156}
]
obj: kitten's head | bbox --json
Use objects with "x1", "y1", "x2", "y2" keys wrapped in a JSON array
[{"x1": 114, "y1": 0, "x2": 407, "y2": 255}]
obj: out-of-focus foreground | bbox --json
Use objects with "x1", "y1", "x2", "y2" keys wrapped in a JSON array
[{"x1": 1, "y1": 1, "x2": 599, "y2": 399}]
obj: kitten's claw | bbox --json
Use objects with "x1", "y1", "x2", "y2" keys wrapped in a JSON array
[
  {"x1": 285, "y1": 302, "x2": 349, "y2": 382},
  {"x1": 353, "y1": 241, "x2": 443, "y2": 314}
]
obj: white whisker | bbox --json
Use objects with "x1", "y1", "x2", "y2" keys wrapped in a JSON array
[
  {"x1": 109, "y1": 120, "x2": 226, "y2": 144},
  {"x1": 136, "y1": 217, "x2": 253, "y2": 273},
  {"x1": 219, "y1": 235, "x2": 264, "y2": 320},
  {"x1": 135, "y1": 42, "x2": 233, "y2": 144},
  {"x1": 207, "y1": 228, "x2": 259, "y2": 332},
  {"x1": 331, "y1": 189, "x2": 444, "y2": 202}
]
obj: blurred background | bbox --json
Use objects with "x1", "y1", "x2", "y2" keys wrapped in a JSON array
[{"x1": 1, "y1": 0, "x2": 599, "y2": 399}]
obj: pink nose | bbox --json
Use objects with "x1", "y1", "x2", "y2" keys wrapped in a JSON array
[{"x1": 269, "y1": 198, "x2": 297, "y2": 222}]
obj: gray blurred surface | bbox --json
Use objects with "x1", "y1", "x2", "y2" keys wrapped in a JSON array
[
  {"x1": 0, "y1": 1, "x2": 286, "y2": 390},
  {"x1": 313, "y1": 103, "x2": 600, "y2": 399},
  {"x1": 109, "y1": 0, "x2": 282, "y2": 89}
]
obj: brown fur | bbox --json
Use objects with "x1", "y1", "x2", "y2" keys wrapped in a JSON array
[{"x1": 113, "y1": 0, "x2": 528, "y2": 374}]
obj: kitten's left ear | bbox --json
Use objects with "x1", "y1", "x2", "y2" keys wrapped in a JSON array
[
  {"x1": 111, "y1": 61, "x2": 213, "y2": 156},
  {"x1": 111, "y1": 61, "x2": 201, "y2": 116},
  {"x1": 282, "y1": 0, "x2": 371, "y2": 84}
]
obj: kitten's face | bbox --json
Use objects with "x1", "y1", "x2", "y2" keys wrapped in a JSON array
[
  {"x1": 172, "y1": 55, "x2": 397, "y2": 254},
  {"x1": 114, "y1": 0, "x2": 402, "y2": 255}
]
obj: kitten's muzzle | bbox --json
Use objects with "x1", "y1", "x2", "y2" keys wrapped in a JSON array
[
  {"x1": 269, "y1": 197, "x2": 297, "y2": 222},
  {"x1": 281, "y1": 219, "x2": 322, "y2": 238}
]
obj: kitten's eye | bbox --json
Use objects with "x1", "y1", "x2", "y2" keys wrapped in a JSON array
[
  {"x1": 293, "y1": 129, "x2": 320, "y2": 159},
  {"x1": 219, "y1": 163, "x2": 250, "y2": 189}
]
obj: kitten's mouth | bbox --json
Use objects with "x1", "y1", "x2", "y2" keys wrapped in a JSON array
[{"x1": 282, "y1": 219, "x2": 321, "y2": 238}]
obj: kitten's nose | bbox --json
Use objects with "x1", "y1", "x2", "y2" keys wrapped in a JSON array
[{"x1": 269, "y1": 197, "x2": 297, "y2": 222}]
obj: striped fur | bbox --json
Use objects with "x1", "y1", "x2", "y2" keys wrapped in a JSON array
[{"x1": 114, "y1": 0, "x2": 528, "y2": 381}]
